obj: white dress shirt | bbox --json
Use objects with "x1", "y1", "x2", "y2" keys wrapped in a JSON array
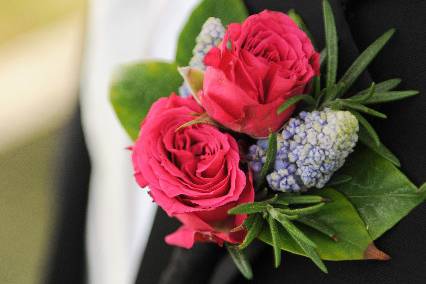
[{"x1": 80, "y1": 0, "x2": 199, "y2": 283}]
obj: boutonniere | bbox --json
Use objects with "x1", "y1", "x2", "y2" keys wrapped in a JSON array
[{"x1": 110, "y1": 0, "x2": 425, "y2": 279}]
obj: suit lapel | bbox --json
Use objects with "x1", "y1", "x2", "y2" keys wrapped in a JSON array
[
  {"x1": 135, "y1": 208, "x2": 179, "y2": 283},
  {"x1": 135, "y1": 210, "x2": 225, "y2": 284}
]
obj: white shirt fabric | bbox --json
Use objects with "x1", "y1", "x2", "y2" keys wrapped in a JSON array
[{"x1": 80, "y1": 0, "x2": 199, "y2": 283}]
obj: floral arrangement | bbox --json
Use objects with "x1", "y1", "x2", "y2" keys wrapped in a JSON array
[{"x1": 110, "y1": 0, "x2": 425, "y2": 279}]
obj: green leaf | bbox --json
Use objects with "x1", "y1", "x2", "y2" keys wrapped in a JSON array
[
  {"x1": 268, "y1": 207, "x2": 328, "y2": 273},
  {"x1": 322, "y1": 0, "x2": 338, "y2": 88},
  {"x1": 226, "y1": 244, "x2": 253, "y2": 280},
  {"x1": 259, "y1": 188, "x2": 386, "y2": 261},
  {"x1": 277, "y1": 95, "x2": 315, "y2": 114},
  {"x1": 327, "y1": 175, "x2": 352, "y2": 186},
  {"x1": 349, "y1": 80, "x2": 418, "y2": 104},
  {"x1": 336, "y1": 146, "x2": 426, "y2": 240},
  {"x1": 268, "y1": 207, "x2": 318, "y2": 248},
  {"x1": 110, "y1": 61, "x2": 182, "y2": 140},
  {"x1": 358, "y1": 127, "x2": 400, "y2": 167},
  {"x1": 290, "y1": 234, "x2": 328, "y2": 273},
  {"x1": 267, "y1": 214, "x2": 282, "y2": 267},
  {"x1": 240, "y1": 214, "x2": 264, "y2": 249},
  {"x1": 418, "y1": 183, "x2": 426, "y2": 194},
  {"x1": 337, "y1": 29, "x2": 395, "y2": 97},
  {"x1": 322, "y1": 82, "x2": 346, "y2": 105},
  {"x1": 349, "y1": 82, "x2": 376, "y2": 103},
  {"x1": 277, "y1": 203, "x2": 326, "y2": 216},
  {"x1": 228, "y1": 202, "x2": 268, "y2": 215},
  {"x1": 313, "y1": 76, "x2": 322, "y2": 99},
  {"x1": 296, "y1": 217, "x2": 337, "y2": 241},
  {"x1": 175, "y1": 0, "x2": 247, "y2": 66},
  {"x1": 340, "y1": 100, "x2": 387, "y2": 118},
  {"x1": 288, "y1": 9, "x2": 316, "y2": 47},
  {"x1": 229, "y1": 195, "x2": 278, "y2": 215},
  {"x1": 351, "y1": 110, "x2": 381, "y2": 146},
  {"x1": 320, "y1": 48, "x2": 327, "y2": 67},
  {"x1": 274, "y1": 195, "x2": 327, "y2": 205},
  {"x1": 361, "y1": 90, "x2": 419, "y2": 104},
  {"x1": 354, "y1": 78, "x2": 401, "y2": 96},
  {"x1": 257, "y1": 133, "x2": 278, "y2": 185}
]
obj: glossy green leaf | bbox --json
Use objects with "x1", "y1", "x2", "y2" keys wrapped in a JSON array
[
  {"x1": 296, "y1": 217, "x2": 337, "y2": 241},
  {"x1": 337, "y1": 29, "x2": 395, "y2": 97},
  {"x1": 110, "y1": 61, "x2": 182, "y2": 140},
  {"x1": 259, "y1": 188, "x2": 385, "y2": 261},
  {"x1": 358, "y1": 127, "x2": 400, "y2": 167},
  {"x1": 322, "y1": 0, "x2": 338, "y2": 88},
  {"x1": 335, "y1": 146, "x2": 426, "y2": 240},
  {"x1": 327, "y1": 175, "x2": 352, "y2": 186},
  {"x1": 226, "y1": 244, "x2": 253, "y2": 280},
  {"x1": 175, "y1": 0, "x2": 247, "y2": 66},
  {"x1": 277, "y1": 95, "x2": 315, "y2": 114}
]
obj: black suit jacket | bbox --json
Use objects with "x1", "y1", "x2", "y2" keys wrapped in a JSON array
[{"x1": 46, "y1": 1, "x2": 426, "y2": 283}]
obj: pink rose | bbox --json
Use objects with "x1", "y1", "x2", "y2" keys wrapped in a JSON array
[
  {"x1": 132, "y1": 94, "x2": 254, "y2": 248},
  {"x1": 201, "y1": 10, "x2": 320, "y2": 138}
]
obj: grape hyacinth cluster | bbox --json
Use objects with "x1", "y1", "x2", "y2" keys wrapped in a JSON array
[
  {"x1": 248, "y1": 109, "x2": 359, "y2": 192},
  {"x1": 189, "y1": 17, "x2": 225, "y2": 70},
  {"x1": 179, "y1": 17, "x2": 225, "y2": 98}
]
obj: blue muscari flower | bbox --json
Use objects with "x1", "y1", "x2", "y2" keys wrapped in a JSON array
[
  {"x1": 247, "y1": 108, "x2": 359, "y2": 192},
  {"x1": 189, "y1": 17, "x2": 225, "y2": 71},
  {"x1": 179, "y1": 17, "x2": 225, "y2": 97}
]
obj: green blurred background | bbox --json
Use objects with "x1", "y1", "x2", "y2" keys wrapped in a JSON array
[{"x1": 0, "y1": 0, "x2": 86, "y2": 283}]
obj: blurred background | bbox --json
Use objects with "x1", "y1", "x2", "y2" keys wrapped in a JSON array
[{"x1": 0, "y1": 0, "x2": 86, "y2": 283}]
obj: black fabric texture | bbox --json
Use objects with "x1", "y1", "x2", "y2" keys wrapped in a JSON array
[{"x1": 135, "y1": 208, "x2": 180, "y2": 283}]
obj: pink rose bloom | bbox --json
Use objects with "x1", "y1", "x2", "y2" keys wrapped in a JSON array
[
  {"x1": 201, "y1": 10, "x2": 320, "y2": 138},
  {"x1": 132, "y1": 94, "x2": 254, "y2": 248}
]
